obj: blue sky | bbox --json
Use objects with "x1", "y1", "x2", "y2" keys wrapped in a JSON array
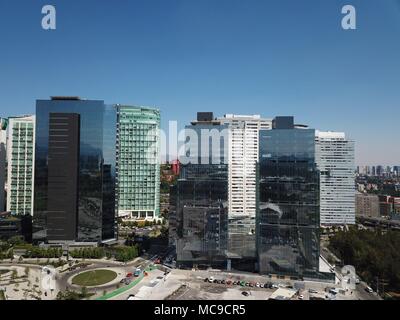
[{"x1": 0, "y1": 0, "x2": 399, "y2": 165}]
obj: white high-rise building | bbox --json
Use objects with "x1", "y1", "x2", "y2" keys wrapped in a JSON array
[
  {"x1": 218, "y1": 114, "x2": 272, "y2": 260},
  {"x1": 315, "y1": 131, "x2": 355, "y2": 225},
  {"x1": 6, "y1": 116, "x2": 35, "y2": 215},
  {"x1": 218, "y1": 114, "x2": 272, "y2": 218}
]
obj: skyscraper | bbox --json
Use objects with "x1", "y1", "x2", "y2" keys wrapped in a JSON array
[
  {"x1": 6, "y1": 116, "x2": 35, "y2": 216},
  {"x1": 0, "y1": 118, "x2": 7, "y2": 212},
  {"x1": 257, "y1": 117, "x2": 320, "y2": 279},
  {"x1": 217, "y1": 114, "x2": 272, "y2": 268},
  {"x1": 33, "y1": 97, "x2": 116, "y2": 244},
  {"x1": 116, "y1": 105, "x2": 160, "y2": 221},
  {"x1": 315, "y1": 131, "x2": 355, "y2": 225},
  {"x1": 176, "y1": 112, "x2": 229, "y2": 268}
]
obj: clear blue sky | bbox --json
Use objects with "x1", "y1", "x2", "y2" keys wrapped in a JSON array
[{"x1": 0, "y1": 0, "x2": 399, "y2": 165}]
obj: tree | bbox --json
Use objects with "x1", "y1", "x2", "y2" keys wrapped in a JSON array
[
  {"x1": 11, "y1": 269, "x2": 18, "y2": 280},
  {"x1": 7, "y1": 236, "x2": 25, "y2": 246},
  {"x1": 81, "y1": 286, "x2": 88, "y2": 297}
]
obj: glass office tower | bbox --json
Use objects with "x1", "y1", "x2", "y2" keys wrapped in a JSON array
[
  {"x1": 257, "y1": 117, "x2": 320, "y2": 279},
  {"x1": 176, "y1": 113, "x2": 229, "y2": 268},
  {"x1": 33, "y1": 97, "x2": 116, "y2": 243},
  {"x1": 116, "y1": 106, "x2": 160, "y2": 221}
]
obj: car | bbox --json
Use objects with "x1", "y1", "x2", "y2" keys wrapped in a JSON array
[
  {"x1": 241, "y1": 291, "x2": 249, "y2": 297},
  {"x1": 308, "y1": 289, "x2": 318, "y2": 294},
  {"x1": 271, "y1": 284, "x2": 279, "y2": 289},
  {"x1": 298, "y1": 294, "x2": 304, "y2": 300},
  {"x1": 213, "y1": 279, "x2": 219, "y2": 284},
  {"x1": 256, "y1": 282, "x2": 260, "y2": 288},
  {"x1": 329, "y1": 288, "x2": 339, "y2": 295},
  {"x1": 226, "y1": 280, "x2": 232, "y2": 285},
  {"x1": 208, "y1": 277, "x2": 214, "y2": 283},
  {"x1": 127, "y1": 295, "x2": 135, "y2": 300},
  {"x1": 204, "y1": 278, "x2": 209, "y2": 282},
  {"x1": 126, "y1": 272, "x2": 133, "y2": 278},
  {"x1": 365, "y1": 286, "x2": 373, "y2": 293},
  {"x1": 120, "y1": 278, "x2": 126, "y2": 284},
  {"x1": 240, "y1": 281, "x2": 246, "y2": 287},
  {"x1": 355, "y1": 278, "x2": 360, "y2": 284}
]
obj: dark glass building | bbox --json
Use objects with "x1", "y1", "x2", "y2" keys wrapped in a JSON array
[
  {"x1": 257, "y1": 117, "x2": 320, "y2": 279},
  {"x1": 0, "y1": 212, "x2": 32, "y2": 242},
  {"x1": 33, "y1": 97, "x2": 117, "y2": 244},
  {"x1": 176, "y1": 113, "x2": 229, "y2": 268}
]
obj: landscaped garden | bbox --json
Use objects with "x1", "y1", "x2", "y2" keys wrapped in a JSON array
[{"x1": 71, "y1": 269, "x2": 117, "y2": 287}]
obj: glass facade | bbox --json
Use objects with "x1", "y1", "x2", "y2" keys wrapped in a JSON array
[
  {"x1": 257, "y1": 124, "x2": 320, "y2": 278},
  {"x1": 176, "y1": 120, "x2": 229, "y2": 268},
  {"x1": 176, "y1": 163, "x2": 228, "y2": 268},
  {"x1": 6, "y1": 116, "x2": 35, "y2": 216},
  {"x1": 33, "y1": 98, "x2": 116, "y2": 243},
  {"x1": 116, "y1": 106, "x2": 160, "y2": 220}
]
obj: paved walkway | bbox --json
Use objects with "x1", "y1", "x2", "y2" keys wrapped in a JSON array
[
  {"x1": 96, "y1": 275, "x2": 144, "y2": 300},
  {"x1": 96, "y1": 265, "x2": 157, "y2": 300}
]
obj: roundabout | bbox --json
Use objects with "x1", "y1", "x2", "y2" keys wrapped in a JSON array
[{"x1": 71, "y1": 269, "x2": 118, "y2": 287}]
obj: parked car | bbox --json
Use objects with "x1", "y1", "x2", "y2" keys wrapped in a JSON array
[
  {"x1": 365, "y1": 286, "x2": 373, "y2": 293},
  {"x1": 298, "y1": 294, "x2": 304, "y2": 300},
  {"x1": 242, "y1": 291, "x2": 249, "y2": 297}
]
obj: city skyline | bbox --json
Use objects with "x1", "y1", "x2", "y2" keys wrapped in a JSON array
[{"x1": 1, "y1": 1, "x2": 400, "y2": 166}]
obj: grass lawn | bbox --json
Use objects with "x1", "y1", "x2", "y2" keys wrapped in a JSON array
[{"x1": 72, "y1": 269, "x2": 117, "y2": 287}]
